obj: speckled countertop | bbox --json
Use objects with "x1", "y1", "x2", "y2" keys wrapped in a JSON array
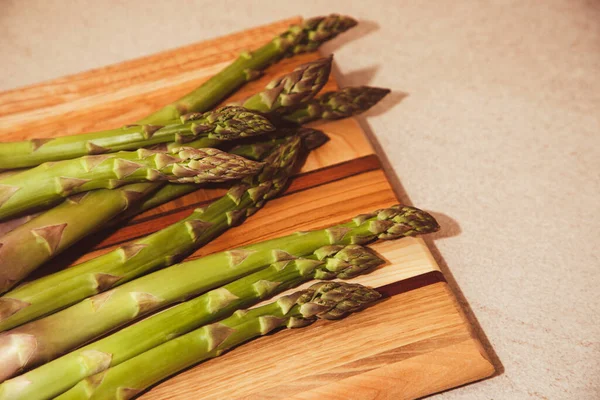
[{"x1": 1, "y1": 1, "x2": 598, "y2": 398}]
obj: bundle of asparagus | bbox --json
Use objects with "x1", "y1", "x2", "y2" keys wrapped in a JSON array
[
  {"x1": 0, "y1": 145, "x2": 266, "y2": 221},
  {"x1": 0, "y1": 205, "x2": 438, "y2": 381},
  {"x1": 0, "y1": 55, "x2": 336, "y2": 293},
  {"x1": 0, "y1": 14, "x2": 434, "y2": 400},
  {"x1": 0, "y1": 245, "x2": 382, "y2": 399},
  {"x1": 0, "y1": 132, "x2": 311, "y2": 330},
  {"x1": 56, "y1": 282, "x2": 381, "y2": 400}
]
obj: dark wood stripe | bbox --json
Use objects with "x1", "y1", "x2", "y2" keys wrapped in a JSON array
[
  {"x1": 93, "y1": 155, "x2": 382, "y2": 250},
  {"x1": 283, "y1": 154, "x2": 381, "y2": 198},
  {"x1": 376, "y1": 271, "x2": 446, "y2": 297}
]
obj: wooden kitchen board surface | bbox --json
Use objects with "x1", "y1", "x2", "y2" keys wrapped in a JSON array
[{"x1": 0, "y1": 17, "x2": 495, "y2": 399}]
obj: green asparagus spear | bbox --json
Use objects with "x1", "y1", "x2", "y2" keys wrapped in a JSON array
[
  {"x1": 0, "y1": 106, "x2": 274, "y2": 170},
  {"x1": 0, "y1": 245, "x2": 381, "y2": 400},
  {"x1": 0, "y1": 184, "x2": 159, "y2": 294},
  {"x1": 0, "y1": 204, "x2": 438, "y2": 381},
  {"x1": 0, "y1": 146, "x2": 264, "y2": 221},
  {"x1": 282, "y1": 86, "x2": 391, "y2": 124},
  {"x1": 138, "y1": 15, "x2": 357, "y2": 125},
  {"x1": 56, "y1": 281, "x2": 381, "y2": 400}
]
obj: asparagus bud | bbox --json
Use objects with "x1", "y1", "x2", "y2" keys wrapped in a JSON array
[
  {"x1": 241, "y1": 56, "x2": 333, "y2": 113},
  {"x1": 0, "y1": 106, "x2": 274, "y2": 169},
  {"x1": 283, "y1": 86, "x2": 391, "y2": 124}
]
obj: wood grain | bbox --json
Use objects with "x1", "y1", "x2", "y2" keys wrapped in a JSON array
[{"x1": 0, "y1": 17, "x2": 494, "y2": 400}]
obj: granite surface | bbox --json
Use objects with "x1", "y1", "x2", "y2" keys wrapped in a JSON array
[{"x1": 1, "y1": 1, "x2": 599, "y2": 399}]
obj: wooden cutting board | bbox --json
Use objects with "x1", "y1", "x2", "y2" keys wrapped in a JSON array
[{"x1": 0, "y1": 17, "x2": 495, "y2": 399}]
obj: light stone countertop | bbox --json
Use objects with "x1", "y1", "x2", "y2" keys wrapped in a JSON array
[{"x1": 1, "y1": 1, "x2": 598, "y2": 399}]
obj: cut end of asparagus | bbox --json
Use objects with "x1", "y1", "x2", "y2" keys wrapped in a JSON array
[
  {"x1": 181, "y1": 106, "x2": 275, "y2": 140},
  {"x1": 294, "y1": 281, "x2": 381, "y2": 321},
  {"x1": 278, "y1": 15, "x2": 358, "y2": 56}
]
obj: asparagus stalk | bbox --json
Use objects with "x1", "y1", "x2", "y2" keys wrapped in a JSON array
[
  {"x1": 0, "y1": 184, "x2": 159, "y2": 294},
  {"x1": 56, "y1": 281, "x2": 381, "y2": 400},
  {"x1": 0, "y1": 146, "x2": 264, "y2": 221},
  {"x1": 282, "y1": 86, "x2": 391, "y2": 124},
  {"x1": 0, "y1": 105, "x2": 274, "y2": 170},
  {"x1": 0, "y1": 204, "x2": 438, "y2": 380},
  {"x1": 138, "y1": 15, "x2": 357, "y2": 125},
  {"x1": 0, "y1": 134, "x2": 305, "y2": 332},
  {"x1": 0, "y1": 245, "x2": 381, "y2": 400}
]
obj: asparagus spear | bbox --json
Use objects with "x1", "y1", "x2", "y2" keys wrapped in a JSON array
[
  {"x1": 282, "y1": 86, "x2": 391, "y2": 124},
  {"x1": 0, "y1": 146, "x2": 265, "y2": 221},
  {"x1": 56, "y1": 281, "x2": 381, "y2": 400},
  {"x1": 138, "y1": 14, "x2": 357, "y2": 125},
  {"x1": 0, "y1": 204, "x2": 438, "y2": 380},
  {"x1": 0, "y1": 105, "x2": 274, "y2": 170},
  {"x1": 0, "y1": 184, "x2": 159, "y2": 294},
  {"x1": 0, "y1": 245, "x2": 381, "y2": 400}
]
